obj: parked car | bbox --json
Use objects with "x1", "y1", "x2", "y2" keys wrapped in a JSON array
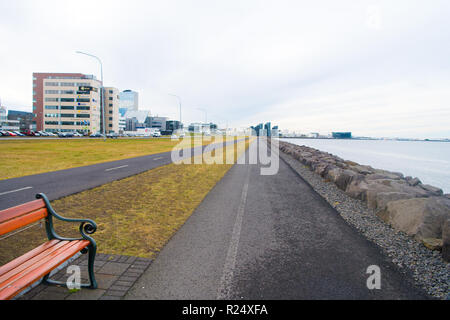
[
  {"x1": 13, "y1": 131, "x2": 25, "y2": 136},
  {"x1": 73, "y1": 132, "x2": 83, "y2": 137},
  {"x1": 6, "y1": 131, "x2": 17, "y2": 136},
  {"x1": 90, "y1": 132, "x2": 104, "y2": 138},
  {"x1": 152, "y1": 131, "x2": 161, "y2": 138},
  {"x1": 57, "y1": 132, "x2": 73, "y2": 138},
  {"x1": 106, "y1": 133, "x2": 119, "y2": 139},
  {"x1": 37, "y1": 131, "x2": 49, "y2": 136}
]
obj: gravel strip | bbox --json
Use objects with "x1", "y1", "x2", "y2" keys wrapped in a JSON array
[{"x1": 280, "y1": 150, "x2": 449, "y2": 300}]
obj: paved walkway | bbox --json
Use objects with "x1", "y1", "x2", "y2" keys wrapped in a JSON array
[
  {"x1": 125, "y1": 150, "x2": 428, "y2": 300},
  {"x1": 19, "y1": 147, "x2": 429, "y2": 300}
]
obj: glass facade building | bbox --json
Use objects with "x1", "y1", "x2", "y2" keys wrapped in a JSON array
[{"x1": 119, "y1": 90, "x2": 139, "y2": 113}]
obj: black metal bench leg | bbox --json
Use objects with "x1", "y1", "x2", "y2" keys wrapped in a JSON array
[{"x1": 87, "y1": 243, "x2": 98, "y2": 289}]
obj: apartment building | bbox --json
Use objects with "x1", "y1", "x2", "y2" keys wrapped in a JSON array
[
  {"x1": 104, "y1": 87, "x2": 120, "y2": 134},
  {"x1": 33, "y1": 73, "x2": 102, "y2": 133}
]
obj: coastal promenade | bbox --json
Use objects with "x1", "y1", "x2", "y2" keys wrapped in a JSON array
[{"x1": 124, "y1": 149, "x2": 428, "y2": 300}]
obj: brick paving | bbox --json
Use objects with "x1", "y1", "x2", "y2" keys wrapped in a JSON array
[{"x1": 18, "y1": 253, "x2": 152, "y2": 300}]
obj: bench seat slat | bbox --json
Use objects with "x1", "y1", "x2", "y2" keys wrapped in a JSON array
[
  {"x1": 0, "y1": 239, "x2": 60, "y2": 276},
  {"x1": 0, "y1": 240, "x2": 90, "y2": 300},
  {"x1": 0, "y1": 240, "x2": 69, "y2": 285},
  {"x1": 0, "y1": 200, "x2": 46, "y2": 224},
  {"x1": 0, "y1": 208, "x2": 48, "y2": 236}
]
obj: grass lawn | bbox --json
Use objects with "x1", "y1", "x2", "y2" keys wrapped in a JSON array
[
  {"x1": 0, "y1": 137, "x2": 240, "y2": 180},
  {"x1": 0, "y1": 138, "x2": 251, "y2": 264}
]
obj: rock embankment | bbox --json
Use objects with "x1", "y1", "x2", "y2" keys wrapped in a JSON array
[{"x1": 279, "y1": 141, "x2": 450, "y2": 262}]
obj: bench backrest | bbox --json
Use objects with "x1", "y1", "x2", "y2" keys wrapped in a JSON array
[{"x1": 0, "y1": 200, "x2": 48, "y2": 236}]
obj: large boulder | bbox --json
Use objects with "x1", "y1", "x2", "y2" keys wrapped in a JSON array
[
  {"x1": 349, "y1": 164, "x2": 374, "y2": 175},
  {"x1": 326, "y1": 168, "x2": 343, "y2": 183},
  {"x1": 334, "y1": 170, "x2": 362, "y2": 191},
  {"x1": 419, "y1": 184, "x2": 444, "y2": 196},
  {"x1": 405, "y1": 176, "x2": 421, "y2": 187},
  {"x1": 345, "y1": 177, "x2": 370, "y2": 200},
  {"x1": 377, "y1": 197, "x2": 450, "y2": 241},
  {"x1": 442, "y1": 219, "x2": 450, "y2": 262},
  {"x1": 375, "y1": 192, "x2": 415, "y2": 212}
]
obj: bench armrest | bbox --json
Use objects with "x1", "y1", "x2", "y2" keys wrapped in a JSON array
[{"x1": 36, "y1": 193, "x2": 97, "y2": 243}]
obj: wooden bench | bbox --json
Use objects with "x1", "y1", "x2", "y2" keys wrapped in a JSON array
[{"x1": 0, "y1": 193, "x2": 98, "y2": 300}]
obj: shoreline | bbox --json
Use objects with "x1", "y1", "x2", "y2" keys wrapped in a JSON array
[{"x1": 278, "y1": 141, "x2": 449, "y2": 299}]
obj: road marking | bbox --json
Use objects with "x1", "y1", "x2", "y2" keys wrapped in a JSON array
[
  {"x1": 217, "y1": 165, "x2": 251, "y2": 300},
  {"x1": 105, "y1": 165, "x2": 129, "y2": 172},
  {"x1": 0, "y1": 186, "x2": 33, "y2": 196},
  {"x1": 153, "y1": 157, "x2": 164, "y2": 161}
]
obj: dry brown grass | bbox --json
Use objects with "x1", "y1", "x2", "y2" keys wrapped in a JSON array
[
  {"x1": 0, "y1": 138, "x2": 251, "y2": 264},
  {"x1": 0, "y1": 137, "x2": 222, "y2": 180}
]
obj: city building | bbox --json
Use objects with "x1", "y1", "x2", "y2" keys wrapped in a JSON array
[
  {"x1": 149, "y1": 116, "x2": 168, "y2": 131},
  {"x1": 188, "y1": 122, "x2": 217, "y2": 133},
  {"x1": 166, "y1": 120, "x2": 183, "y2": 134},
  {"x1": 32, "y1": 73, "x2": 102, "y2": 133},
  {"x1": 333, "y1": 132, "x2": 352, "y2": 139},
  {"x1": 251, "y1": 122, "x2": 279, "y2": 137},
  {"x1": 7, "y1": 110, "x2": 35, "y2": 131},
  {"x1": 0, "y1": 105, "x2": 20, "y2": 131},
  {"x1": 123, "y1": 110, "x2": 152, "y2": 131},
  {"x1": 104, "y1": 87, "x2": 120, "y2": 133},
  {"x1": 118, "y1": 116, "x2": 126, "y2": 133},
  {"x1": 119, "y1": 90, "x2": 139, "y2": 114}
]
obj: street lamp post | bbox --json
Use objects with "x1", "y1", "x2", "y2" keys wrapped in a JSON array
[
  {"x1": 196, "y1": 108, "x2": 208, "y2": 134},
  {"x1": 168, "y1": 94, "x2": 182, "y2": 130},
  {"x1": 197, "y1": 108, "x2": 207, "y2": 124},
  {"x1": 76, "y1": 51, "x2": 105, "y2": 141}
]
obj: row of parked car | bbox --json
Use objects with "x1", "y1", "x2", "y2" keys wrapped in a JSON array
[{"x1": 0, "y1": 130, "x2": 164, "y2": 139}]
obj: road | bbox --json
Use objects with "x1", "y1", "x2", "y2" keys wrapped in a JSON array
[
  {"x1": 0, "y1": 139, "x2": 240, "y2": 210},
  {"x1": 125, "y1": 148, "x2": 428, "y2": 300}
]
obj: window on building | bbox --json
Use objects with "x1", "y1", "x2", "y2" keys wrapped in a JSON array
[
  {"x1": 45, "y1": 121, "x2": 59, "y2": 125},
  {"x1": 109, "y1": 97, "x2": 113, "y2": 101},
  {"x1": 109, "y1": 117, "x2": 113, "y2": 121},
  {"x1": 45, "y1": 82, "x2": 59, "y2": 86},
  {"x1": 45, "y1": 90, "x2": 59, "y2": 94},
  {"x1": 77, "y1": 114, "x2": 90, "y2": 118},
  {"x1": 61, "y1": 122, "x2": 75, "y2": 126},
  {"x1": 61, "y1": 106, "x2": 74, "y2": 110},
  {"x1": 60, "y1": 114, "x2": 74, "y2": 118},
  {"x1": 45, "y1": 106, "x2": 59, "y2": 110},
  {"x1": 109, "y1": 124, "x2": 113, "y2": 127},
  {"x1": 109, "y1": 90, "x2": 113, "y2": 94},
  {"x1": 77, "y1": 98, "x2": 90, "y2": 102},
  {"x1": 77, "y1": 106, "x2": 90, "y2": 110},
  {"x1": 45, "y1": 98, "x2": 59, "y2": 102},
  {"x1": 61, "y1": 90, "x2": 75, "y2": 95},
  {"x1": 60, "y1": 83, "x2": 75, "y2": 87},
  {"x1": 61, "y1": 98, "x2": 74, "y2": 102},
  {"x1": 45, "y1": 114, "x2": 59, "y2": 118}
]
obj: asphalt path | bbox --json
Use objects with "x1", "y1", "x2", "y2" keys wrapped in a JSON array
[
  {"x1": 125, "y1": 147, "x2": 428, "y2": 300},
  {"x1": 0, "y1": 139, "x2": 241, "y2": 210}
]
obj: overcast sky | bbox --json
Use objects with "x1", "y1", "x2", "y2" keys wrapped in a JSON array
[{"x1": 0, "y1": 0, "x2": 449, "y2": 138}]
